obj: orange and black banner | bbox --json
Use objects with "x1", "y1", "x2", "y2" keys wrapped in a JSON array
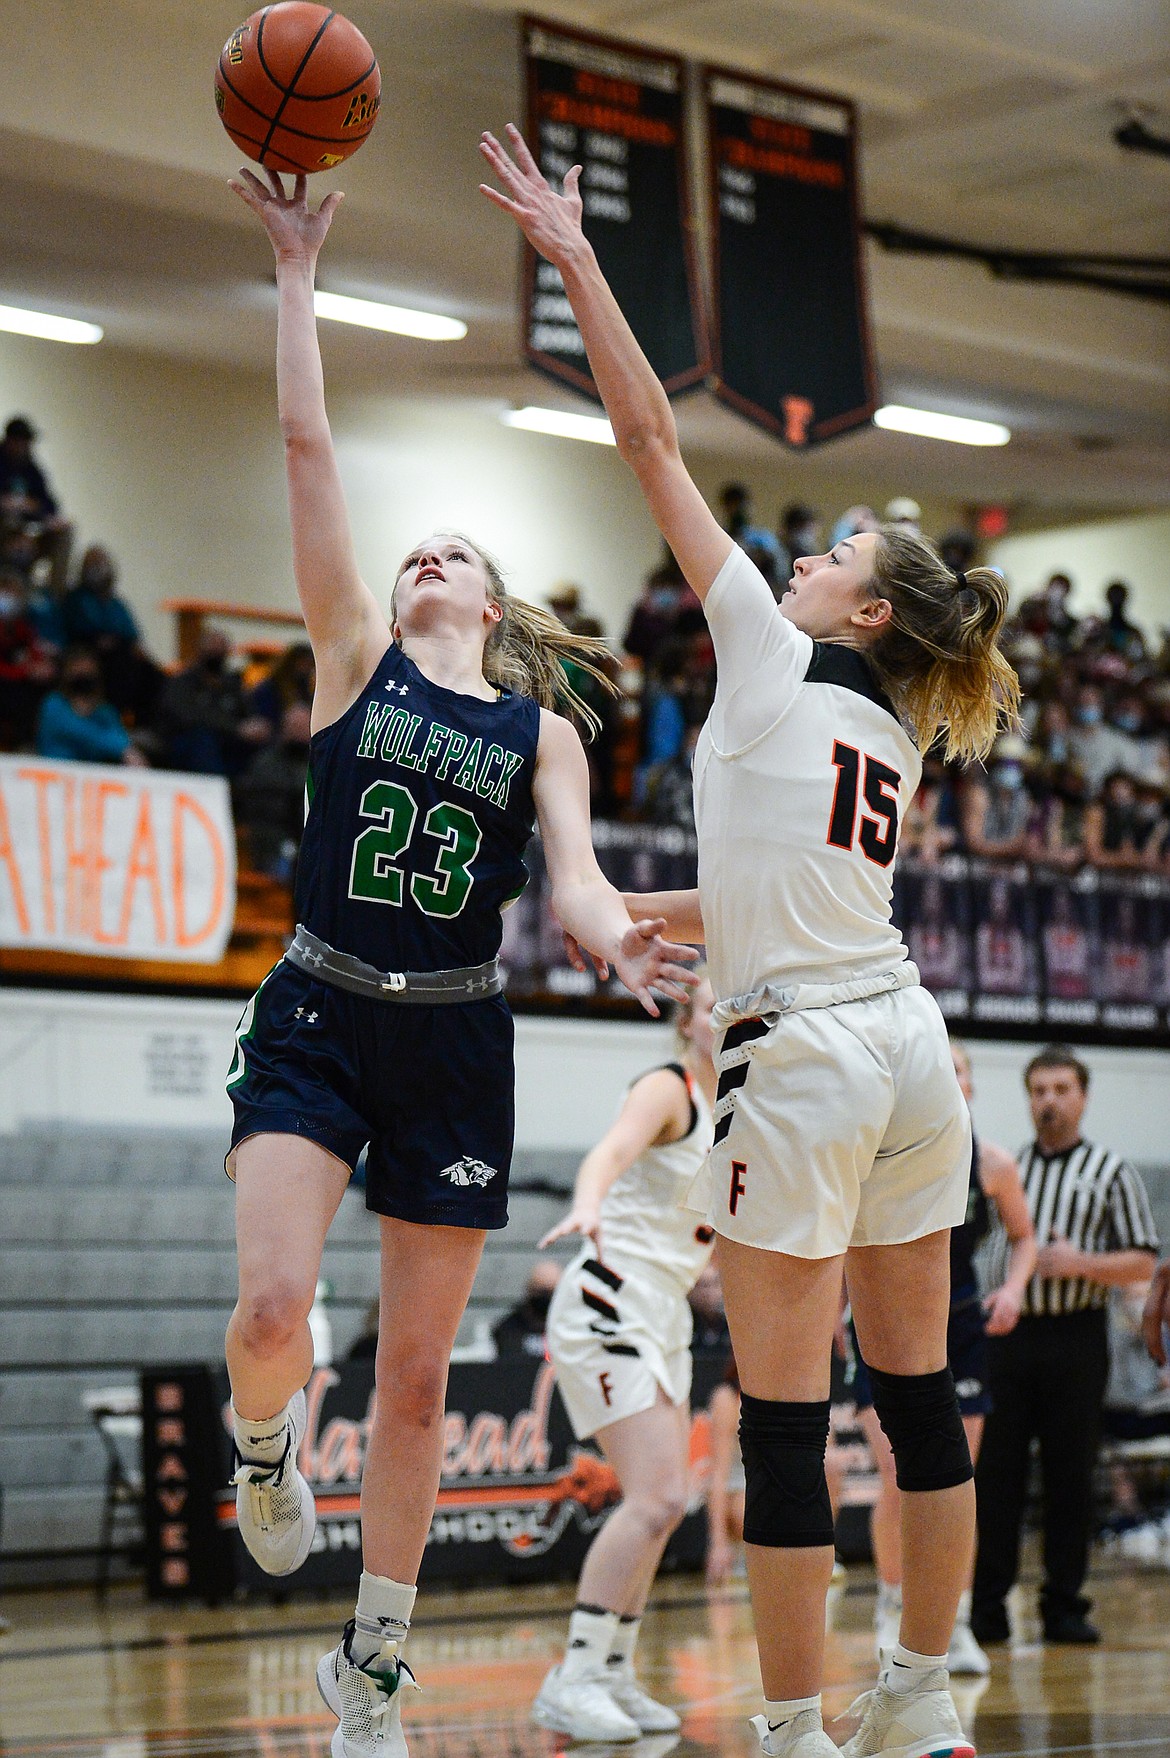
[
  {"x1": 522, "y1": 18, "x2": 710, "y2": 398},
  {"x1": 705, "y1": 67, "x2": 876, "y2": 446}
]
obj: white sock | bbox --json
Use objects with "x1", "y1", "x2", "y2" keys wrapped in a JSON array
[
  {"x1": 606, "y1": 1613, "x2": 639, "y2": 1671},
  {"x1": 561, "y1": 1606, "x2": 619, "y2": 1679},
  {"x1": 763, "y1": 1694, "x2": 822, "y2": 1733},
  {"x1": 883, "y1": 1643, "x2": 947, "y2": 1693},
  {"x1": 955, "y1": 1589, "x2": 973, "y2": 1627},
  {"x1": 350, "y1": 1572, "x2": 417, "y2": 1667},
  {"x1": 232, "y1": 1401, "x2": 291, "y2": 1466}
]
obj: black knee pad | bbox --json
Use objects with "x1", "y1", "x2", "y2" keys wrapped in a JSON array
[
  {"x1": 738, "y1": 1393, "x2": 833, "y2": 1548},
  {"x1": 868, "y1": 1363, "x2": 973, "y2": 1492}
]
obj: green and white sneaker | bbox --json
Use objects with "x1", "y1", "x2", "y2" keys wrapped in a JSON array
[
  {"x1": 317, "y1": 1622, "x2": 420, "y2": 1758},
  {"x1": 231, "y1": 1388, "x2": 315, "y2": 1576}
]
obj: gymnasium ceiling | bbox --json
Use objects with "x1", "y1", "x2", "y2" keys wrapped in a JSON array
[{"x1": 1, "y1": 0, "x2": 1169, "y2": 512}]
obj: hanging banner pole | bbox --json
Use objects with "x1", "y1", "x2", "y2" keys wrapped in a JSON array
[
  {"x1": 521, "y1": 17, "x2": 710, "y2": 399},
  {"x1": 704, "y1": 66, "x2": 877, "y2": 446}
]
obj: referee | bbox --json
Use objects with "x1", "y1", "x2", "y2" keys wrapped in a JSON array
[{"x1": 971, "y1": 1044, "x2": 1159, "y2": 1646}]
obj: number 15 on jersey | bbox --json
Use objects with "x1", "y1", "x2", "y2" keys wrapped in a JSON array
[{"x1": 826, "y1": 741, "x2": 901, "y2": 868}]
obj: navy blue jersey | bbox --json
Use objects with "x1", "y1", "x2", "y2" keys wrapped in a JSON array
[
  {"x1": 296, "y1": 642, "x2": 540, "y2": 970},
  {"x1": 950, "y1": 1136, "x2": 991, "y2": 1301}
]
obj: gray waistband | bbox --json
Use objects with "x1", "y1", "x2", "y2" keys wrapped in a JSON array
[
  {"x1": 712, "y1": 962, "x2": 920, "y2": 1029},
  {"x1": 286, "y1": 925, "x2": 503, "y2": 1004}
]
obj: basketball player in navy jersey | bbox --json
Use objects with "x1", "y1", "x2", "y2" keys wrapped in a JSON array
[
  {"x1": 482, "y1": 127, "x2": 1018, "y2": 1758},
  {"x1": 224, "y1": 168, "x2": 696, "y2": 1758}
]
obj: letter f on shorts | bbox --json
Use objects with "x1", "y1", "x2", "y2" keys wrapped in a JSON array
[{"x1": 729, "y1": 1160, "x2": 747, "y2": 1216}]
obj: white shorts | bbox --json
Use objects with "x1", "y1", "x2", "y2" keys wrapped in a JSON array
[
  {"x1": 692, "y1": 975, "x2": 970, "y2": 1259},
  {"x1": 546, "y1": 1248, "x2": 694, "y2": 1441}
]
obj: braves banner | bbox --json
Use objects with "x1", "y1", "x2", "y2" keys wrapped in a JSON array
[
  {"x1": 0, "y1": 756, "x2": 235, "y2": 962},
  {"x1": 142, "y1": 1356, "x2": 721, "y2": 1598}
]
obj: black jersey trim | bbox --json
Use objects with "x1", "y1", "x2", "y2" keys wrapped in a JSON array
[
  {"x1": 805, "y1": 642, "x2": 899, "y2": 721},
  {"x1": 582, "y1": 1288, "x2": 620, "y2": 1323},
  {"x1": 583, "y1": 1258, "x2": 623, "y2": 1291},
  {"x1": 664, "y1": 1061, "x2": 700, "y2": 1139}
]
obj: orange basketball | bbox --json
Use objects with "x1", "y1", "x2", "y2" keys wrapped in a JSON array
[{"x1": 214, "y1": 3, "x2": 381, "y2": 175}]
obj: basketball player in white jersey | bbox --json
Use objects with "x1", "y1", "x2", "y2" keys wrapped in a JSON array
[
  {"x1": 481, "y1": 127, "x2": 1018, "y2": 1758},
  {"x1": 533, "y1": 976, "x2": 717, "y2": 1743}
]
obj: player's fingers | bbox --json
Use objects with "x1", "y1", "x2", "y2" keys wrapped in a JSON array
[
  {"x1": 293, "y1": 173, "x2": 308, "y2": 203},
  {"x1": 505, "y1": 122, "x2": 542, "y2": 179},
  {"x1": 592, "y1": 957, "x2": 611, "y2": 981},
  {"x1": 235, "y1": 167, "x2": 270, "y2": 198},
  {"x1": 635, "y1": 987, "x2": 661, "y2": 1019},
  {"x1": 633, "y1": 916, "x2": 668, "y2": 938},
  {"x1": 563, "y1": 164, "x2": 583, "y2": 198},
  {"x1": 265, "y1": 167, "x2": 286, "y2": 199},
  {"x1": 657, "y1": 939, "x2": 700, "y2": 963},
  {"x1": 658, "y1": 961, "x2": 700, "y2": 986},
  {"x1": 479, "y1": 183, "x2": 523, "y2": 217},
  {"x1": 319, "y1": 191, "x2": 345, "y2": 222}
]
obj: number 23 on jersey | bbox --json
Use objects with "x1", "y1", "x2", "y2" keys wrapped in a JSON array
[{"x1": 826, "y1": 740, "x2": 901, "y2": 868}]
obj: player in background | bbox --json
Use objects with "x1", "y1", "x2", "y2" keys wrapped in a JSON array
[
  {"x1": 481, "y1": 127, "x2": 1018, "y2": 1758},
  {"x1": 225, "y1": 168, "x2": 696, "y2": 1758},
  {"x1": 532, "y1": 974, "x2": 716, "y2": 1743},
  {"x1": 850, "y1": 1041, "x2": 1036, "y2": 1675}
]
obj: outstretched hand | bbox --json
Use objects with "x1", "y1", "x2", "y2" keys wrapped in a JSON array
[
  {"x1": 613, "y1": 917, "x2": 699, "y2": 1019},
  {"x1": 229, "y1": 167, "x2": 344, "y2": 263},
  {"x1": 479, "y1": 124, "x2": 586, "y2": 267}
]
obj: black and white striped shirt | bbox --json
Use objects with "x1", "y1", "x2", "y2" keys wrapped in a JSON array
[{"x1": 1017, "y1": 1138, "x2": 1160, "y2": 1316}]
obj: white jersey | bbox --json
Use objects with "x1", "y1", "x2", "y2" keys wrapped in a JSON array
[
  {"x1": 598, "y1": 1064, "x2": 715, "y2": 1294},
  {"x1": 693, "y1": 546, "x2": 921, "y2": 1003}
]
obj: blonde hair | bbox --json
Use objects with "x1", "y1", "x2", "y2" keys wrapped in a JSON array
[
  {"x1": 867, "y1": 526, "x2": 1021, "y2": 764},
  {"x1": 392, "y1": 532, "x2": 618, "y2": 739}
]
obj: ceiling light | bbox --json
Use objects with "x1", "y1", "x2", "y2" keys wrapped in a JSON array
[
  {"x1": 313, "y1": 291, "x2": 466, "y2": 341},
  {"x1": 874, "y1": 405, "x2": 1010, "y2": 446},
  {"x1": 501, "y1": 406, "x2": 616, "y2": 446},
  {"x1": 0, "y1": 303, "x2": 102, "y2": 345}
]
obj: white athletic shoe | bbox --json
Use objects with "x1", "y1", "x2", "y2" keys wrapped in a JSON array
[
  {"x1": 532, "y1": 1663, "x2": 641, "y2": 1743},
  {"x1": 946, "y1": 1619, "x2": 991, "y2": 1678},
  {"x1": 316, "y1": 1624, "x2": 420, "y2": 1758},
  {"x1": 874, "y1": 1583, "x2": 903, "y2": 1662},
  {"x1": 604, "y1": 1664, "x2": 682, "y2": 1732},
  {"x1": 231, "y1": 1388, "x2": 316, "y2": 1576},
  {"x1": 838, "y1": 1669, "x2": 975, "y2": 1758},
  {"x1": 750, "y1": 1709, "x2": 841, "y2": 1756}
]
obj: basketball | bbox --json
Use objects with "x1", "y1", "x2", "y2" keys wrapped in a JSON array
[{"x1": 214, "y1": 3, "x2": 381, "y2": 175}]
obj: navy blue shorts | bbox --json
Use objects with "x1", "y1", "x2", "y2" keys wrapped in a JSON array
[
  {"x1": 225, "y1": 958, "x2": 513, "y2": 1229},
  {"x1": 847, "y1": 1296, "x2": 992, "y2": 1418}
]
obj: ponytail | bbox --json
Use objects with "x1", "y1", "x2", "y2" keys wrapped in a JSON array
[
  {"x1": 868, "y1": 526, "x2": 1020, "y2": 764},
  {"x1": 392, "y1": 531, "x2": 619, "y2": 739}
]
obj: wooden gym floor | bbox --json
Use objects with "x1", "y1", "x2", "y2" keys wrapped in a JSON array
[{"x1": 2, "y1": 1565, "x2": 1169, "y2": 1756}]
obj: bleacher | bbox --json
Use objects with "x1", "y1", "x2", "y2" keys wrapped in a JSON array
[{"x1": 0, "y1": 1125, "x2": 577, "y2": 1585}]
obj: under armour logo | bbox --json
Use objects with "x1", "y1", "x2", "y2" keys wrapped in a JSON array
[
  {"x1": 384, "y1": 681, "x2": 410, "y2": 695},
  {"x1": 439, "y1": 1156, "x2": 497, "y2": 1187},
  {"x1": 294, "y1": 1007, "x2": 319, "y2": 1023}
]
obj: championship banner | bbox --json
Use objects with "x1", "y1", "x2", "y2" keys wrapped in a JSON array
[
  {"x1": 0, "y1": 756, "x2": 236, "y2": 962},
  {"x1": 705, "y1": 67, "x2": 876, "y2": 445},
  {"x1": 522, "y1": 18, "x2": 709, "y2": 397}
]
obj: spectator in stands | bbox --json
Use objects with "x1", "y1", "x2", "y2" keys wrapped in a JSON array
[
  {"x1": 883, "y1": 495, "x2": 921, "y2": 535},
  {"x1": 233, "y1": 702, "x2": 312, "y2": 880},
  {"x1": 491, "y1": 1256, "x2": 562, "y2": 1357},
  {"x1": 718, "y1": 482, "x2": 783, "y2": 570},
  {"x1": 0, "y1": 415, "x2": 73, "y2": 592},
  {"x1": 1069, "y1": 682, "x2": 1141, "y2": 791},
  {"x1": 829, "y1": 504, "x2": 880, "y2": 546},
  {"x1": 1016, "y1": 573, "x2": 1079, "y2": 656},
  {"x1": 545, "y1": 582, "x2": 595, "y2": 636},
  {"x1": 640, "y1": 722, "x2": 699, "y2": 830},
  {"x1": 1083, "y1": 770, "x2": 1159, "y2": 870},
  {"x1": 773, "y1": 501, "x2": 819, "y2": 580},
  {"x1": 1102, "y1": 580, "x2": 1146, "y2": 663},
  {"x1": 689, "y1": 1261, "x2": 731, "y2": 1355},
  {"x1": 62, "y1": 545, "x2": 162, "y2": 721},
  {"x1": 938, "y1": 528, "x2": 977, "y2": 579},
  {"x1": 36, "y1": 644, "x2": 146, "y2": 765},
  {"x1": 622, "y1": 558, "x2": 689, "y2": 666},
  {"x1": 901, "y1": 754, "x2": 961, "y2": 863},
  {"x1": 154, "y1": 626, "x2": 270, "y2": 775},
  {"x1": 1033, "y1": 763, "x2": 1090, "y2": 868},
  {"x1": 1031, "y1": 696, "x2": 1073, "y2": 769},
  {"x1": 0, "y1": 566, "x2": 57, "y2": 747},
  {"x1": 247, "y1": 639, "x2": 316, "y2": 736},
  {"x1": 959, "y1": 735, "x2": 1037, "y2": 859}
]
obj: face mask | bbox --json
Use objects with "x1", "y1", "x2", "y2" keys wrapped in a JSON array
[
  {"x1": 994, "y1": 762, "x2": 1024, "y2": 790},
  {"x1": 202, "y1": 653, "x2": 226, "y2": 675},
  {"x1": 81, "y1": 568, "x2": 113, "y2": 591},
  {"x1": 0, "y1": 591, "x2": 20, "y2": 618},
  {"x1": 1048, "y1": 734, "x2": 1069, "y2": 763},
  {"x1": 66, "y1": 675, "x2": 100, "y2": 695},
  {"x1": 1076, "y1": 705, "x2": 1102, "y2": 727},
  {"x1": 650, "y1": 587, "x2": 676, "y2": 612},
  {"x1": 1114, "y1": 713, "x2": 1141, "y2": 734}
]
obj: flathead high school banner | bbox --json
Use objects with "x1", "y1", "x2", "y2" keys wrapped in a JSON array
[
  {"x1": 0, "y1": 756, "x2": 236, "y2": 962},
  {"x1": 522, "y1": 17, "x2": 709, "y2": 397}
]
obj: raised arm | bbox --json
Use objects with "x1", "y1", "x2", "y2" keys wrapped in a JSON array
[
  {"x1": 229, "y1": 170, "x2": 389, "y2": 726},
  {"x1": 480, "y1": 128, "x2": 733, "y2": 601}
]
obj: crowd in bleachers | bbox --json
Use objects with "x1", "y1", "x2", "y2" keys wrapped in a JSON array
[{"x1": 3, "y1": 410, "x2": 1169, "y2": 885}]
